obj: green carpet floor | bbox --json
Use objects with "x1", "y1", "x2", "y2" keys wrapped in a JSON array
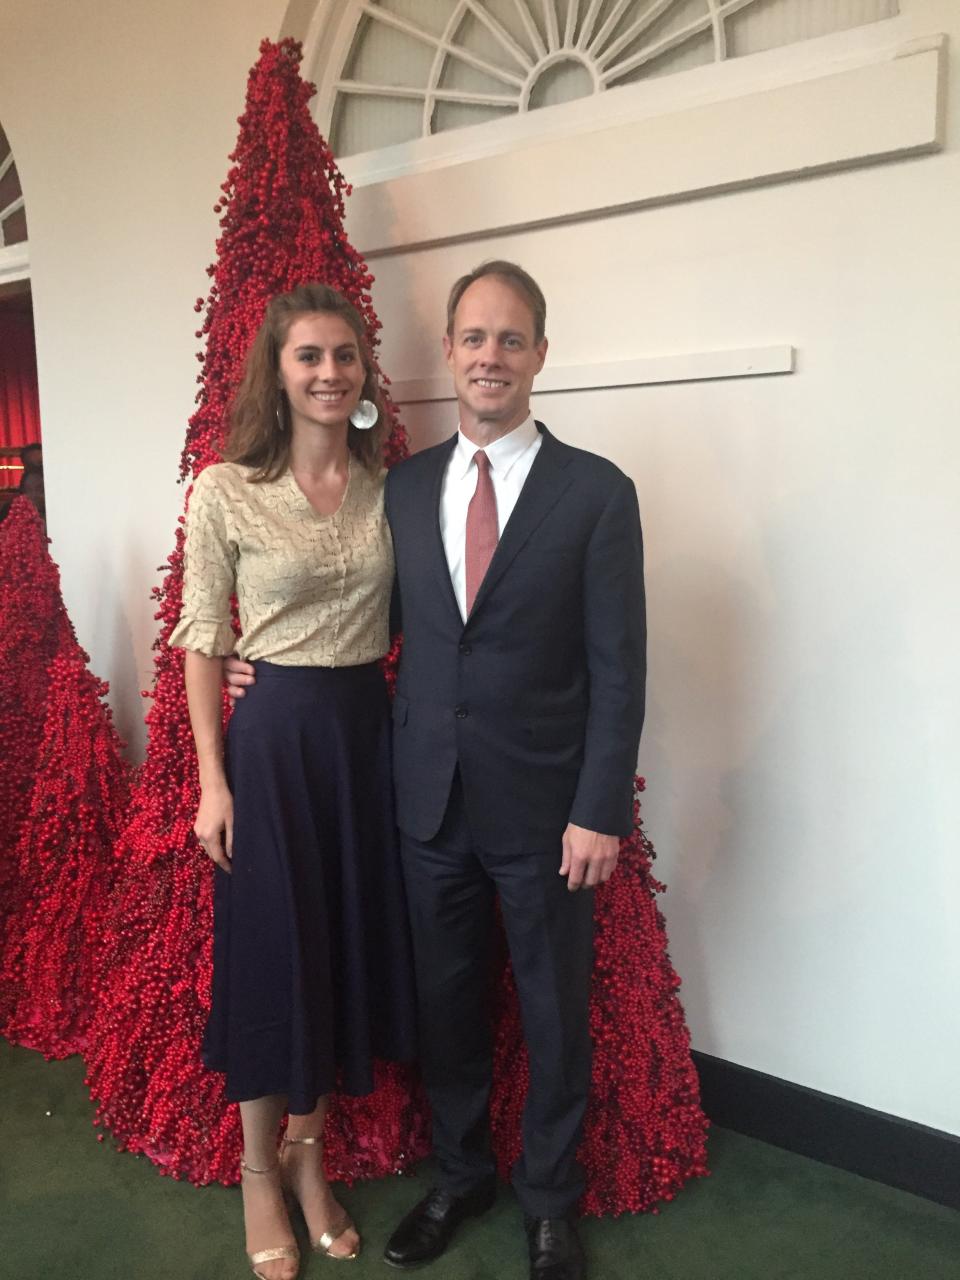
[{"x1": 1, "y1": 1039, "x2": 957, "y2": 1279}]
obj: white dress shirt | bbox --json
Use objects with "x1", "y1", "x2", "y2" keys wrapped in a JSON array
[{"x1": 439, "y1": 414, "x2": 542, "y2": 622}]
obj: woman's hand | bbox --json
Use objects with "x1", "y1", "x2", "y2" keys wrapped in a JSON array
[
  {"x1": 183, "y1": 651, "x2": 233, "y2": 871},
  {"x1": 194, "y1": 781, "x2": 234, "y2": 873}
]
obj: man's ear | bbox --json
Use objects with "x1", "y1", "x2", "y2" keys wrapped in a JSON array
[
  {"x1": 442, "y1": 333, "x2": 454, "y2": 367},
  {"x1": 535, "y1": 337, "x2": 548, "y2": 374}
]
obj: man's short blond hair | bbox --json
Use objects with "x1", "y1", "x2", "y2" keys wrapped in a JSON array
[{"x1": 446, "y1": 261, "x2": 547, "y2": 344}]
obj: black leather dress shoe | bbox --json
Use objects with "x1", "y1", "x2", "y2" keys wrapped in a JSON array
[
  {"x1": 383, "y1": 1181, "x2": 497, "y2": 1269},
  {"x1": 525, "y1": 1215, "x2": 586, "y2": 1280}
]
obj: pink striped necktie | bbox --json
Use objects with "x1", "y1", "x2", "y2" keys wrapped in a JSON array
[{"x1": 464, "y1": 449, "x2": 498, "y2": 615}]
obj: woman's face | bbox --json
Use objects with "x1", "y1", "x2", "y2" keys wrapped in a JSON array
[{"x1": 277, "y1": 311, "x2": 365, "y2": 435}]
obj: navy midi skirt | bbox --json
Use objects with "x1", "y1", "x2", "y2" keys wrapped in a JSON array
[{"x1": 202, "y1": 661, "x2": 417, "y2": 1112}]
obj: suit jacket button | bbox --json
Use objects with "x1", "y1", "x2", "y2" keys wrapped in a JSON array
[
  {"x1": 459, "y1": 642, "x2": 472, "y2": 656},
  {"x1": 455, "y1": 705, "x2": 469, "y2": 718}
]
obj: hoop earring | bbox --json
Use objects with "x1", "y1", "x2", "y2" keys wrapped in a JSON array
[
  {"x1": 275, "y1": 399, "x2": 286, "y2": 431},
  {"x1": 349, "y1": 399, "x2": 378, "y2": 431}
]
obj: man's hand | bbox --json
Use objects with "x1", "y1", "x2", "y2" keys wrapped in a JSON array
[
  {"x1": 560, "y1": 823, "x2": 620, "y2": 891},
  {"x1": 194, "y1": 782, "x2": 234, "y2": 873},
  {"x1": 223, "y1": 654, "x2": 256, "y2": 700}
]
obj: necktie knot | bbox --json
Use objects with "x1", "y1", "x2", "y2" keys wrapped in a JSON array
[{"x1": 473, "y1": 449, "x2": 490, "y2": 473}]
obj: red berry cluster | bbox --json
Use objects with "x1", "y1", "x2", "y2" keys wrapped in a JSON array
[
  {"x1": 0, "y1": 500, "x2": 131, "y2": 1058},
  {"x1": 0, "y1": 500, "x2": 64, "y2": 914}
]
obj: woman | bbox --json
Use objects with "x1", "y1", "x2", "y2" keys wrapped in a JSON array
[{"x1": 170, "y1": 283, "x2": 417, "y2": 1280}]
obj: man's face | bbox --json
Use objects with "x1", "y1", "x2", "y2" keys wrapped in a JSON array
[
  {"x1": 443, "y1": 276, "x2": 547, "y2": 438},
  {"x1": 19, "y1": 470, "x2": 45, "y2": 517}
]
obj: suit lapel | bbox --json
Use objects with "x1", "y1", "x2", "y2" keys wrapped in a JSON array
[{"x1": 468, "y1": 425, "x2": 573, "y2": 620}]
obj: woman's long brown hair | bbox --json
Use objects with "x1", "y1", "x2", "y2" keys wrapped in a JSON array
[{"x1": 225, "y1": 283, "x2": 388, "y2": 480}]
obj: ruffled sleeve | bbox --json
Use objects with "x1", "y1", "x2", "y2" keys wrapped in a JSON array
[{"x1": 168, "y1": 468, "x2": 238, "y2": 656}]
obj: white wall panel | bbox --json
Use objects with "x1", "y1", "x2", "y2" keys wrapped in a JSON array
[
  {"x1": 364, "y1": 0, "x2": 960, "y2": 1134},
  {"x1": 0, "y1": 0, "x2": 289, "y2": 751}
]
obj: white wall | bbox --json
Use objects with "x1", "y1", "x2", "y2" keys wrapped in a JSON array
[
  {"x1": 1, "y1": 0, "x2": 957, "y2": 1135},
  {"x1": 357, "y1": 2, "x2": 960, "y2": 1134},
  {"x1": 0, "y1": 0, "x2": 288, "y2": 750}
]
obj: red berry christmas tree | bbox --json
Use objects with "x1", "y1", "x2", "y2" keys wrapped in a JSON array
[
  {"x1": 0, "y1": 500, "x2": 131, "y2": 1058},
  {"x1": 1, "y1": 653, "x2": 131, "y2": 1057},
  {"x1": 83, "y1": 39, "x2": 425, "y2": 1187},
  {"x1": 0, "y1": 500, "x2": 73, "y2": 939}
]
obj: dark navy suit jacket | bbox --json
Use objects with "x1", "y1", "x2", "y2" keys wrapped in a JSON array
[{"x1": 384, "y1": 423, "x2": 646, "y2": 854}]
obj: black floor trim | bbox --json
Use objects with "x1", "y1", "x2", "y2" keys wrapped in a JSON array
[{"x1": 692, "y1": 1051, "x2": 960, "y2": 1210}]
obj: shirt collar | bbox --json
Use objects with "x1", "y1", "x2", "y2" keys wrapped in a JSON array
[{"x1": 451, "y1": 414, "x2": 539, "y2": 481}]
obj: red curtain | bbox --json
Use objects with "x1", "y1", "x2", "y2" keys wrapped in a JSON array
[{"x1": 0, "y1": 313, "x2": 42, "y2": 463}]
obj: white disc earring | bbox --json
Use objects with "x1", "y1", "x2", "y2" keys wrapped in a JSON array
[{"x1": 349, "y1": 399, "x2": 378, "y2": 431}]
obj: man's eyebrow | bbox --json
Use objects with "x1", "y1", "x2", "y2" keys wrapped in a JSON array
[{"x1": 459, "y1": 327, "x2": 526, "y2": 339}]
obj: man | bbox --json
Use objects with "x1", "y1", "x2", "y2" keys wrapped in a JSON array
[{"x1": 228, "y1": 262, "x2": 645, "y2": 1279}]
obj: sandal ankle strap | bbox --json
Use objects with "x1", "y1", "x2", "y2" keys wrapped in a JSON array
[
  {"x1": 240, "y1": 1157, "x2": 281, "y2": 1176},
  {"x1": 283, "y1": 1134, "x2": 322, "y2": 1145}
]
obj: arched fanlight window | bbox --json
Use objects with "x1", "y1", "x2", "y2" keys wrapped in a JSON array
[
  {"x1": 304, "y1": 0, "x2": 900, "y2": 159},
  {"x1": 0, "y1": 124, "x2": 28, "y2": 256},
  {"x1": 0, "y1": 119, "x2": 38, "y2": 504}
]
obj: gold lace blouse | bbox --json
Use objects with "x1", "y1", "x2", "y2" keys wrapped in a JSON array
[{"x1": 168, "y1": 459, "x2": 392, "y2": 666}]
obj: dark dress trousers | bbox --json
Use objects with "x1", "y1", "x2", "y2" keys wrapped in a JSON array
[{"x1": 385, "y1": 423, "x2": 645, "y2": 1217}]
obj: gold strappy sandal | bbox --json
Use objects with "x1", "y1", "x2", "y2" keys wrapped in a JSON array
[
  {"x1": 280, "y1": 1134, "x2": 360, "y2": 1261},
  {"x1": 240, "y1": 1158, "x2": 301, "y2": 1280}
]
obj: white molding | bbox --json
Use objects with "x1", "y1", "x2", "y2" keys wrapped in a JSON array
[
  {"x1": 0, "y1": 241, "x2": 30, "y2": 285},
  {"x1": 302, "y1": 0, "x2": 361, "y2": 135},
  {"x1": 337, "y1": 17, "x2": 920, "y2": 187},
  {"x1": 389, "y1": 344, "x2": 795, "y2": 404},
  {"x1": 343, "y1": 33, "x2": 945, "y2": 256}
]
